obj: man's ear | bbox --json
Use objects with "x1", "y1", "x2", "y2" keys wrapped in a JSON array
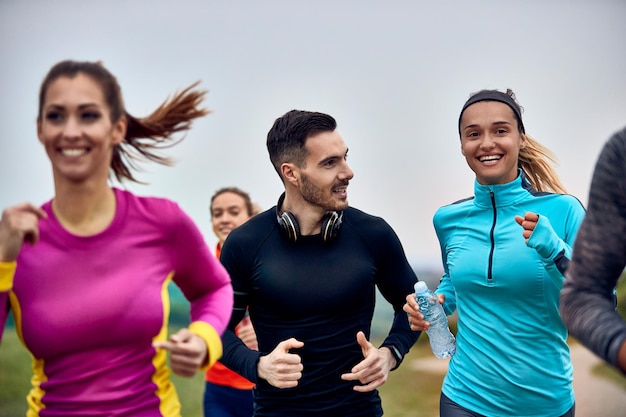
[{"x1": 281, "y1": 162, "x2": 299, "y2": 187}]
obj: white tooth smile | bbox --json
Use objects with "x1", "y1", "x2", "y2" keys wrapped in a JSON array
[
  {"x1": 61, "y1": 148, "x2": 87, "y2": 157},
  {"x1": 479, "y1": 155, "x2": 501, "y2": 162}
]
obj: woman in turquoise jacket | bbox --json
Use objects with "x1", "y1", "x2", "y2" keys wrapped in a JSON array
[{"x1": 405, "y1": 89, "x2": 585, "y2": 417}]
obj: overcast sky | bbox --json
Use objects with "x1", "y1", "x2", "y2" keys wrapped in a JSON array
[{"x1": 1, "y1": 0, "x2": 625, "y2": 269}]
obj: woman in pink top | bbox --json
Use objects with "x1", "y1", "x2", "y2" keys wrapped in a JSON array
[{"x1": 0, "y1": 60, "x2": 233, "y2": 417}]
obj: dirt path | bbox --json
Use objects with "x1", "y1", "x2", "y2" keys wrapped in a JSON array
[
  {"x1": 410, "y1": 344, "x2": 626, "y2": 417},
  {"x1": 570, "y1": 344, "x2": 626, "y2": 417}
]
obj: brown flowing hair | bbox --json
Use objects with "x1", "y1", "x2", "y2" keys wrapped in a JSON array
[{"x1": 37, "y1": 60, "x2": 209, "y2": 183}]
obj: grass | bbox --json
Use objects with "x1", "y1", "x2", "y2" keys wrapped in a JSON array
[
  {"x1": 2, "y1": 275, "x2": 624, "y2": 416},
  {"x1": 0, "y1": 327, "x2": 441, "y2": 417},
  {"x1": 0, "y1": 327, "x2": 204, "y2": 417}
]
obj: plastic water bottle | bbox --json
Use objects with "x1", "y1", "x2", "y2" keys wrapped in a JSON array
[{"x1": 414, "y1": 281, "x2": 456, "y2": 358}]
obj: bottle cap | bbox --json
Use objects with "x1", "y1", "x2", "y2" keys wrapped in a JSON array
[{"x1": 414, "y1": 281, "x2": 428, "y2": 294}]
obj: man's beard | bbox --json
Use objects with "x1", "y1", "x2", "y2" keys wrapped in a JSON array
[{"x1": 300, "y1": 173, "x2": 348, "y2": 212}]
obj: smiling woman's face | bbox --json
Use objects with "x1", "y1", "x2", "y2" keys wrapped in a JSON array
[
  {"x1": 37, "y1": 73, "x2": 125, "y2": 184},
  {"x1": 459, "y1": 101, "x2": 526, "y2": 185},
  {"x1": 211, "y1": 191, "x2": 252, "y2": 246}
]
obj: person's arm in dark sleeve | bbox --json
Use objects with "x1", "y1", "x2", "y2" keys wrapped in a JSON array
[
  {"x1": 217, "y1": 233, "x2": 262, "y2": 382},
  {"x1": 561, "y1": 129, "x2": 626, "y2": 374},
  {"x1": 373, "y1": 220, "x2": 421, "y2": 370}
]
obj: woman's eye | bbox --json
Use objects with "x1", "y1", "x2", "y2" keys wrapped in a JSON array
[
  {"x1": 45, "y1": 111, "x2": 63, "y2": 122},
  {"x1": 82, "y1": 112, "x2": 101, "y2": 121}
]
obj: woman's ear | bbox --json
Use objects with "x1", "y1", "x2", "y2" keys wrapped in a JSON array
[
  {"x1": 111, "y1": 116, "x2": 127, "y2": 145},
  {"x1": 519, "y1": 133, "x2": 528, "y2": 149},
  {"x1": 37, "y1": 119, "x2": 44, "y2": 144}
]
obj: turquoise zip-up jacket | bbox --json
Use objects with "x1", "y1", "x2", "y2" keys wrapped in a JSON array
[{"x1": 434, "y1": 171, "x2": 585, "y2": 417}]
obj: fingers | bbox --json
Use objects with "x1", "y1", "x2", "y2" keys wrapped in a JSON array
[
  {"x1": 349, "y1": 332, "x2": 374, "y2": 374},
  {"x1": 277, "y1": 337, "x2": 304, "y2": 352},
  {"x1": 356, "y1": 331, "x2": 371, "y2": 351},
  {"x1": 0, "y1": 203, "x2": 47, "y2": 261},
  {"x1": 153, "y1": 328, "x2": 208, "y2": 377},
  {"x1": 403, "y1": 294, "x2": 428, "y2": 331},
  {"x1": 236, "y1": 317, "x2": 258, "y2": 350},
  {"x1": 341, "y1": 340, "x2": 390, "y2": 392},
  {"x1": 523, "y1": 212, "x2": 539, "y2": 222},
  {"x1": 257, "y1": 338, "x2": 304, "y2": 388},
  {"x1": 516, "y1": 212, "x2": 539, "y2": 242},
  {"x1": 517, "y1": 212, "x2": 539, "y2": 229}
]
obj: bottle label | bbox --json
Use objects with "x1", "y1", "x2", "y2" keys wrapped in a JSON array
[{"x1": 416, "y1": 294, "x2": 437, "y2": 319}]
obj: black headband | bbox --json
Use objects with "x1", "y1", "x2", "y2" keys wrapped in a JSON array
[{"x1": 458, "y1": 90, "x2": 525, "y2": 135}]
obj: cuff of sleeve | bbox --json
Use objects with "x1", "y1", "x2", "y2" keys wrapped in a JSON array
[
  {"x1": 527, "y1": 215, "x2": 563, "y2": 260},
  {"x1": 381, "y1": 344, "x2": 403, "y2": 371},
  {"x1": 189, "y1": 321, "x2": 223, "y2": 371},
  {"x1": 0, "y1": 262, "x2": 17, "y2": 292}
]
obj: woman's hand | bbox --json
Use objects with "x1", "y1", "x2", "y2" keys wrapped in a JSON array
[
  {"x1": 153, "y1": 328, "x2": 208, "y2": 377},
  {"x1": 0, "y1": 203, "x2": 47, "y2": 262},
  {"x1": 403, "y1": 292, "x2": 445, "y2": 331},
  {"x1": 515, "y1": 212, "x2": 539, "y2": 243}
]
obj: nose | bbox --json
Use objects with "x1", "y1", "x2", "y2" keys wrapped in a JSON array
[
  {"x1": 339, "y1": 160, "x2": 354, "y2": 181},
  {"x1": 62, "y1": 116, "x2": 81, "y2": 139},
  {"x1": 480, "y1": 133, "x2": 496, "y2": 150}
]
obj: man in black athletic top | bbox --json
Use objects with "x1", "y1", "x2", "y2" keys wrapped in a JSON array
[{"x1": 219, "y1": 110, "x2": 421, "y2": 416}]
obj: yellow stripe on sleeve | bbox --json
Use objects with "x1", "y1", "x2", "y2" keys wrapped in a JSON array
[
  {"x1": 189, "y1": 321, "x2": 223, "y2": 370},
  {"x1": 153, "y1": 272, "x2": 182, "y2": 417},
  {"x1": 0, "y1": 262, "x2": 16, "y2": 292}
]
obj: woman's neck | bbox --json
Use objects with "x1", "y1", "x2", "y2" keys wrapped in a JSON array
[{"x1": 52, "y1": 181, "x2": 117, "y2": 236}]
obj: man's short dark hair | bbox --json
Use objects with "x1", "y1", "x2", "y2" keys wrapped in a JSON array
[{"x1": 266, "y1": 110, "x2": 337, "y2": 180}]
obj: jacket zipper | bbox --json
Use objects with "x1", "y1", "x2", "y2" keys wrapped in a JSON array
[{"x1": 488, "y1": 190, "x2": 496, "y2": 283}]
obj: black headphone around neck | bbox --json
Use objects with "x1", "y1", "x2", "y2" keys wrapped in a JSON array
[{"x1": 275, "y1": 193, "x2": 343, "y2": 243}]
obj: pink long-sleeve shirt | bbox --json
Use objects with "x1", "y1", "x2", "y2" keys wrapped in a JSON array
[{"x1": 0, "y1": 188, "x2": 233, "y2": 417}]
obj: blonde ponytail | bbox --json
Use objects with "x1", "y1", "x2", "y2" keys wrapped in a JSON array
[{"x1": 519, "y1": 134, "x2": 567, "y2": 194}]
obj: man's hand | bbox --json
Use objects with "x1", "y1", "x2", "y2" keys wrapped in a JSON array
[
  {"x1": 0, "y1": 203, "x2": 47, "y2": 262},
  {"x1": 257, "y1": 338, "x2": 304, "y2": 388},
  {"x1": 153, "y1": 328, "x2": 207, "y2": 377},
  {"x1": 340, "y1": 331, "x2": 394, "y2": 392}
]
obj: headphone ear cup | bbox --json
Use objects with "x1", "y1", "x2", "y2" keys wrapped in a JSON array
[
  {"x1": 278, "y1": 211, "x2": 300, "y2": 243},
  {"x1": 321, "y1": 211, "x2": 342, "y2": 243}
]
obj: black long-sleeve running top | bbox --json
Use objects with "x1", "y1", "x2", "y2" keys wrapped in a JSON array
[{"x1": 219, "y1": 205, "x2": 420, "y2": 417}]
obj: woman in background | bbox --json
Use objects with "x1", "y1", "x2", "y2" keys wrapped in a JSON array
[
  {"x1": 0, "y1": 60, "x2": 232, "y2": 416},
  {"x1": 204, "y1": 186, "x2": 259, "y2": 417}
]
